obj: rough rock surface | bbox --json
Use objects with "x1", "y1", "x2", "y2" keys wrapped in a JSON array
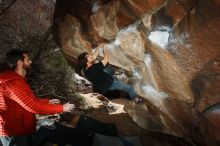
[
  {"x1": 0, "y1": 0, "x2": 220, "y2": 145},
  {"x1": 54, "y1": 0, "x2": 220, "y2": 145}
]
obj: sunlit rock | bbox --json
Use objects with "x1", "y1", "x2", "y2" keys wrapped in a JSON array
[
  {"x1": 58, "y1": 15, "x2": 92, "y2": 60},
  {"x1": 142, "y1": 85, "x2": 167, "y2": 105},
  {"x1": 142, "y1": 14, "x2": 153, "y2": 30},
  {"x1": 32, "y1": 0, "x2": 220, "y2": 144},
  {"x1": 1, "y1": 0, "x2": 220, "y2": 145},
  {"x1": 90, "y1": 0, "x2": 120, "y2": 40},
  {"x1": 113, "y1": 21, "x2": 145, "y2": 62}
]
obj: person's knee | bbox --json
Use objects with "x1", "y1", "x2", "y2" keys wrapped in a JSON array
[{"x1": 127, "y1": 86, "x2": 136, "y2": 99}]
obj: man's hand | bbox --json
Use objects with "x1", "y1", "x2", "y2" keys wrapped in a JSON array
[
  {"x1": 49, "y1": 99, "x2": 61, "y2": 104},
  {"x1": 63, "y1": 102, "x2": 75, "y2": 112}
]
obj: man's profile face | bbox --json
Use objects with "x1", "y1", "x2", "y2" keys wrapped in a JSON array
[{"x1": 22, "y1": 53, "x2": 32, "y2": 70}]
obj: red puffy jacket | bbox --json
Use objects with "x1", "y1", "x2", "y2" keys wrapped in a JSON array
[{"x1": 0, "y1": 71, "x2": 63, "y2": 136}]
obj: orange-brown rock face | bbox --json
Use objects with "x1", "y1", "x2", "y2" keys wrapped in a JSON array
[
  {"x1": 1, "y1": 0, "x2": 218, "y2": 145},
  {"x1": 122, "y1": 0, "x2": 165, "y2": 16},
  {"x1": 53, "y1": 0, "x2": 220, "y2": 145},
  {"x1": 90, "y1": 0, "x2": 121, "y2": 40},
  {"x1": 167, "y1": 0, "x2": 196, "y2": 24}
]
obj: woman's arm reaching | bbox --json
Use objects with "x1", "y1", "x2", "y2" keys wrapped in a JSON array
[{"x1": 101, "y1": 44, "x2": 109, "y2": 66}]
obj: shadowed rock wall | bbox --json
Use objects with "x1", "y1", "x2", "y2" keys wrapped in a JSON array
[
  {"x1": 0, "y1": 0, "x2": 75, "y2": 99},
  {"x1": 54, "y1": 0, "x2": 220, "y2": 145},
  {"x1": 0, "y1": 0, "x2": 219, "y2": 145}
]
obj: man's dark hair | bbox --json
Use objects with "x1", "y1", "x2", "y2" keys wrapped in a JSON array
[
  {"x1": 6, "y1": 49, "x2": 29, "y2": 69},
  {"x1": 77, "y1": 52, "x2": 88, "y2": 75}
]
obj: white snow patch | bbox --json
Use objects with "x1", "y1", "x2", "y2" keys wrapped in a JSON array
[
  {"x1": 148, "y1": 31, "x2": 170, "y2": 49},
  {"x1": 114, "y1": 38, "x2": 121, "y2": 46},
  {"x1": 142, "y1": 84, "x2": 167, "y2": 100},
  {"x1": 91, "y1": 1, "x2": 100, "y2": 13},
  {"x1": 72, "y1": 73, "x2": 91, "y2": 85},
  {"x1": 132, "y1": 70, "x2": 142, "y2": 80},
  {"x1": 144, "y1": 54, "x2": 151, "y2": 66}
]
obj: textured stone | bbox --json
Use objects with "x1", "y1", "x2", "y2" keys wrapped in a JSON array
[
  {"x1": 1, "y1": 0, "x2": 220, "y2": 145},
  {"x1": 123, "y1": 0, "x2": 165, "y2": 16},
  {"x1": 90, "y1": 0, "x2": 120, "y2": 40},
  {"x1": 0, "y1": 0, "x2": 56, "y2": 55},
  {"x1": 57, "y1": 14, "x2": 92, "y2": 60},
  {"x1": 167, "y1": 0, "x2": 196, "y2": 24}
]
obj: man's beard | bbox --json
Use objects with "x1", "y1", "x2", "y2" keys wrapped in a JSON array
[{"x1": 23, "y1": 64, "x2": 32, "y2": 71}]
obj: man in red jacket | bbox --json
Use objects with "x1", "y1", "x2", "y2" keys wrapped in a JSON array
[{"x1": 0, "y1": 49, "x2": 75, "y2": 146}]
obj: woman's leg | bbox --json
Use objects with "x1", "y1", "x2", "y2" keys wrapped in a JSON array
[{"x1": 108, "y1": 80, "x2": 136, "y2": 99}]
